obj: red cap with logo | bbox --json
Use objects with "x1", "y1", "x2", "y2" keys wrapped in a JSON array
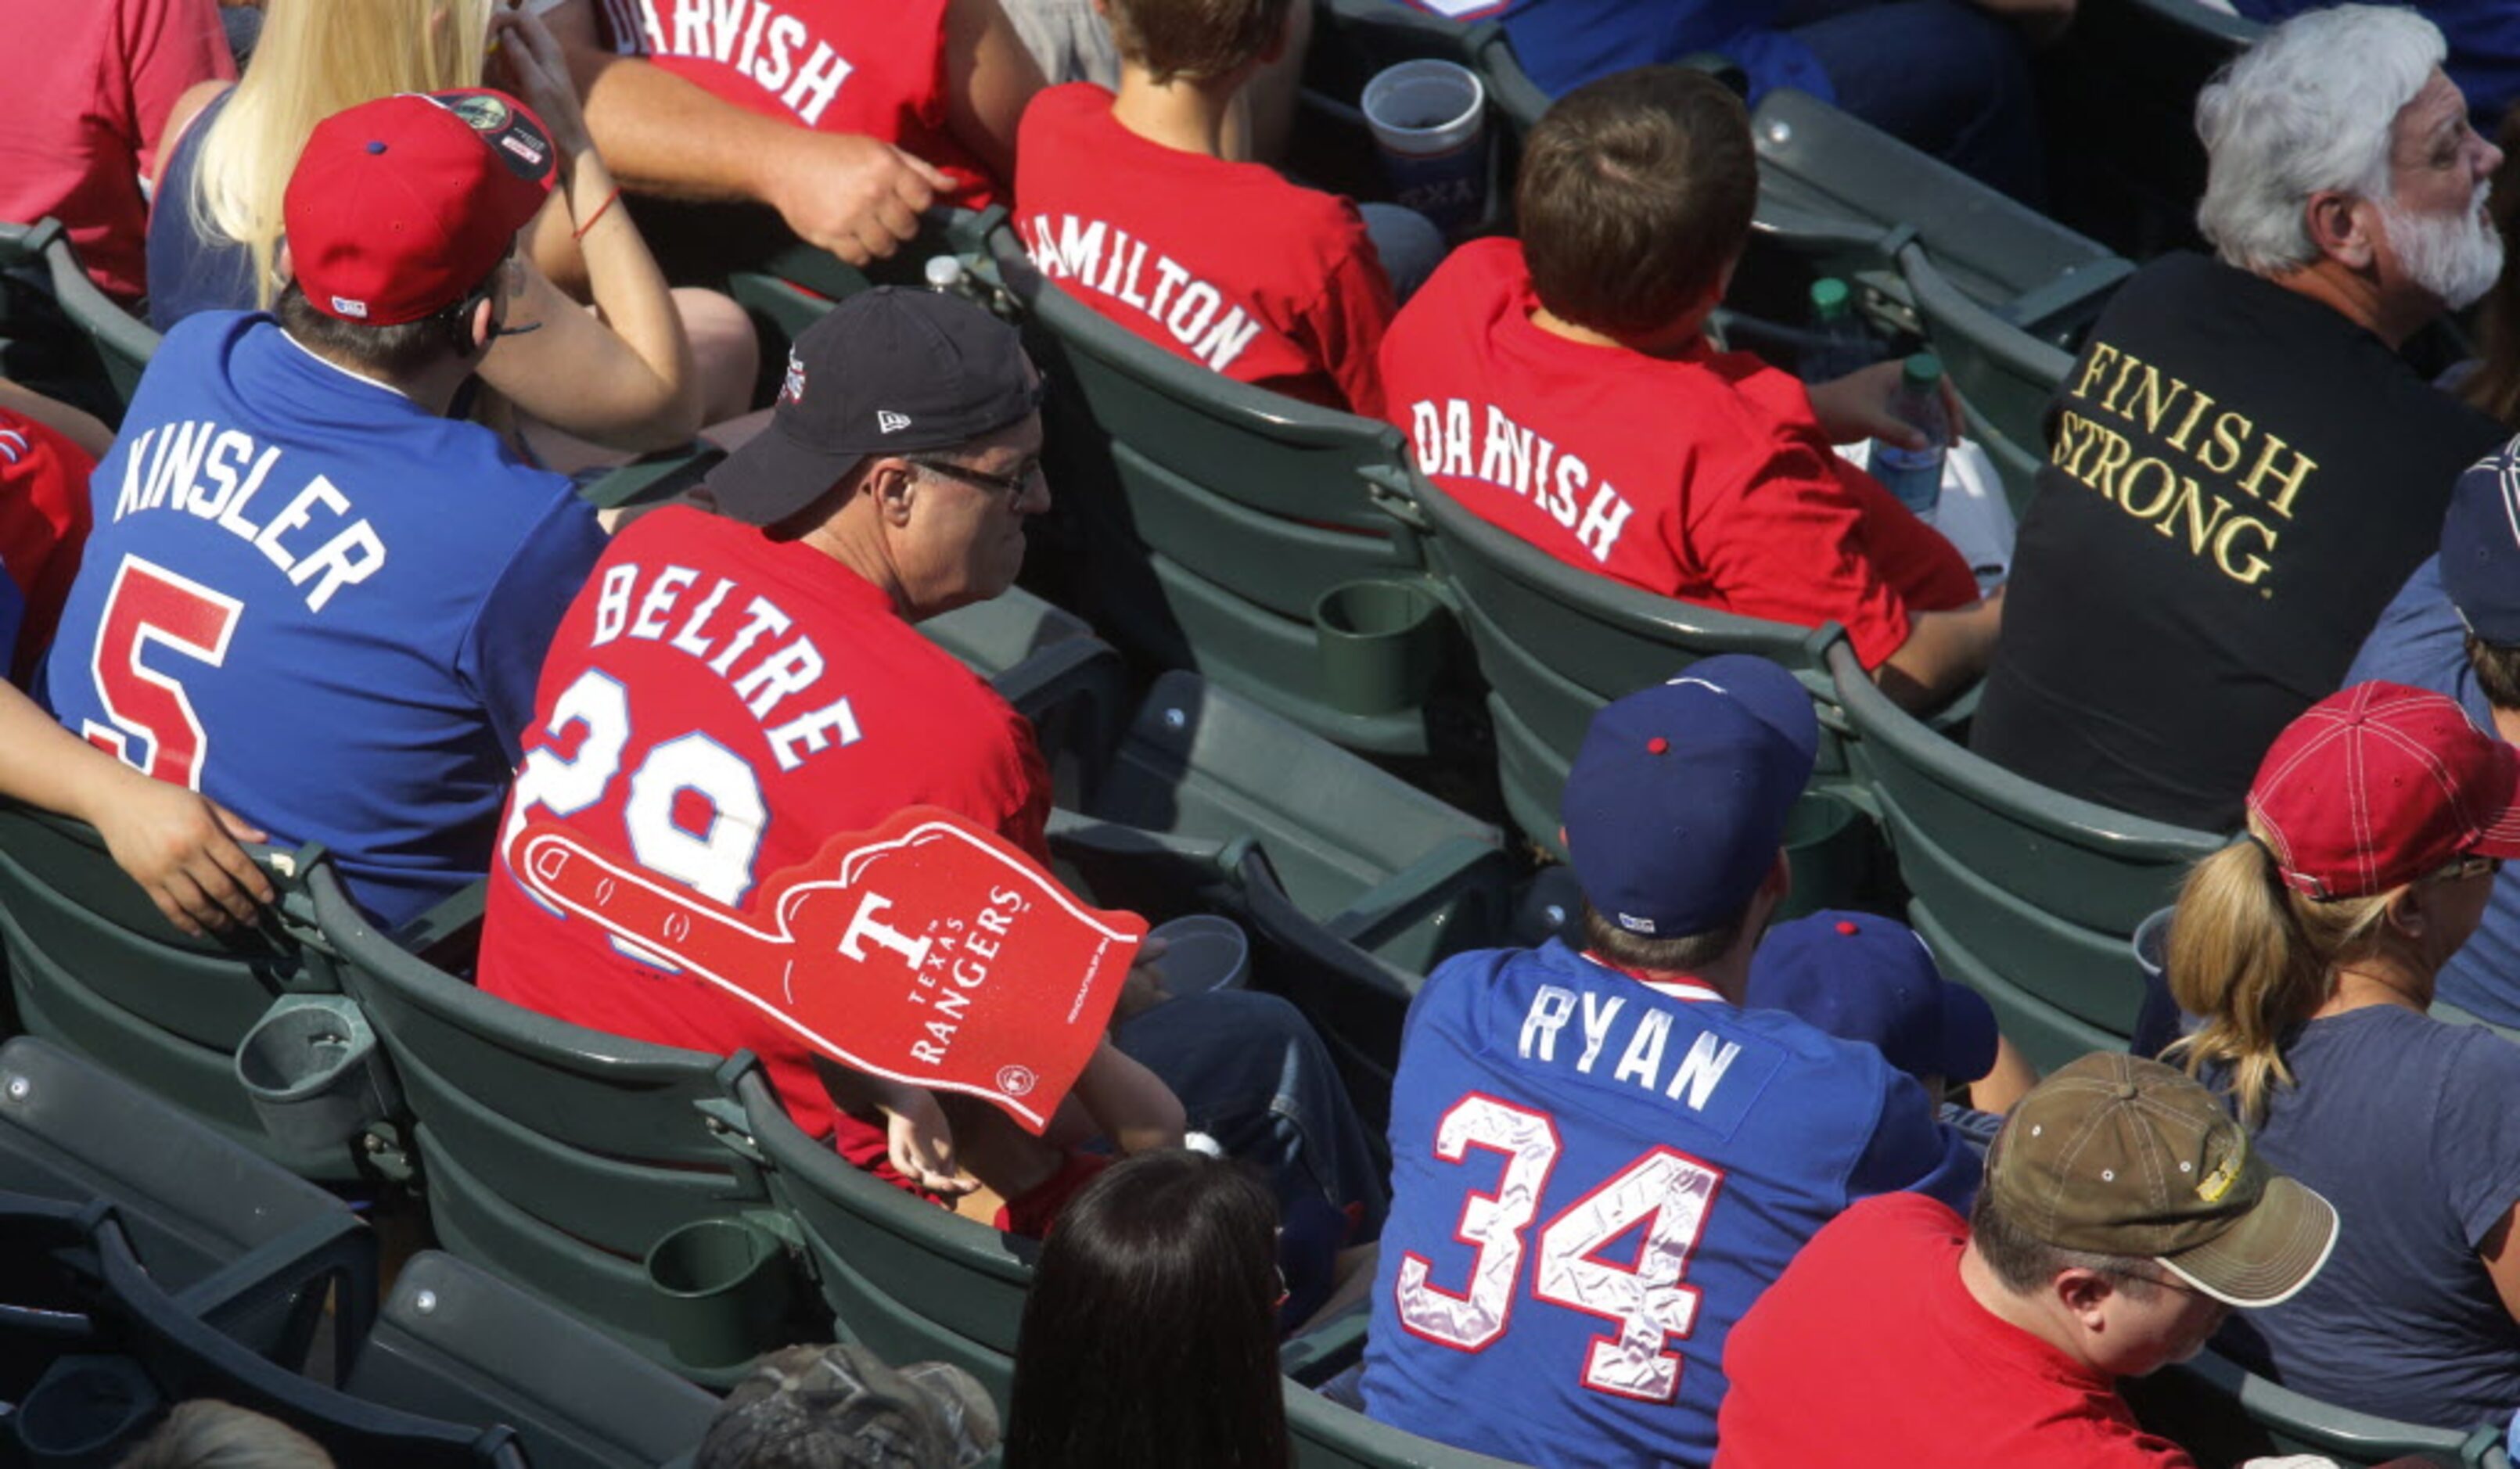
[
  {"x1": 2249, "y1": 680, "x2": 2520, "y2": 900},
  {"x1": 282, "y1": 89, "x2": 557, "y2": 326}
]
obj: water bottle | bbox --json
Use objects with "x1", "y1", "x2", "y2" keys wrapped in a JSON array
[
  {"x1": 924, "y1": 255, "x2": 972, "y2": 298},
  {"x1": 1801, "y1": 277, "x2": 1878, "y2": 383},
  {"x1": 1871, "y1": 354, "x2": 1951, "y2": 523}
]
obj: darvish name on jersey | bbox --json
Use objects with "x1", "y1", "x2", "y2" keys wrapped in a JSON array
[{"x1": 605, "y1": 0, "x2": 857, "y2": 125}]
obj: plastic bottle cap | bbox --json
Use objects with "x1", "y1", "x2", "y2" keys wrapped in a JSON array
[
  {"x1": 1809, "y1": 277, "x2": 1850, "y2": 320},
  {"x1": 923, "y1": 255, "x2": 965, "y2": 289},
  {"x1": 1901, "y1": 352, "x2": 1943, "y2": 389}
]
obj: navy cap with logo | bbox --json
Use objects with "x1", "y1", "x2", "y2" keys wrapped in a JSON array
[
  {"x1": 2441, "y1": 436, "x2": 2520, "y2": 646},
  {"x1": 1747, "y1": 910, "x2": 1999, "y2": 1084},
  {"x1": 1562, "y1": 655, "x2": 1819, "y2": 939},
  {"x1": 704, "y1": 287, "x2": 1041, "y2": 527}
]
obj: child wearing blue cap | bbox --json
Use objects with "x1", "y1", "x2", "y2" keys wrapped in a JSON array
[{"x1": 1361, "y1": 655, "x2": 1981, "y2": 1469}]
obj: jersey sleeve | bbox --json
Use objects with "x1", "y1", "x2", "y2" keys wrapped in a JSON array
[
  {"x1": 1686, "y1": 440, "x2": 1921, "y2": 670},
  {"x1": 455, "y1": 491, "x2": 607, "y2": 764},
  {"x1": 0, "y1": 411, "x2": 98, "y2": 685},
  {"x1": 1844, "y1": 1065, "x2": 1981, "y2": 1215},
  {"x1": 2435, "y1": 1027, "x2": 2520, "y2": 1251},
  {"x1": 118, "y1": 0, "x2": 233, "y2": 186},
  {"x1": 1301, "y1": 200, "x2": 1400, "y2": 419}
]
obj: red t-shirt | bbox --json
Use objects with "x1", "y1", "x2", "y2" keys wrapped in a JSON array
[
  {"x1": 0, "y1": 408, "x2": 95, "y2": 685},
  {"x1": 1717, "y1": 1194, "x2": 2198, "y2": 1469},
  {"x1": 1013, "y1": 83, "x2": 1395, "y2": 416},
  {"x1": 1379, "y1": 239, "x2": 1976, "y2": 669},
  {"x1": 477, "y1": 505, "x2": 1051, "y2": 1190},
  {"x1": 591, "y1": 0, "x2": 998, "y2": 207},
  {"x1": 0, "y1": 0, "x2": 232, "y2": 301}
]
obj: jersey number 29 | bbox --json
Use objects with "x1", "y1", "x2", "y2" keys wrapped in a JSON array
[{"x1": 1393, "y1": 1092, "x2": 1724, "y2": 1404}]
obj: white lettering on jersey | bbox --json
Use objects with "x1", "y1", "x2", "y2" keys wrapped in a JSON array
[
  {"x1": 1022, "y1": 214, "x2": 1267, "y2": 374},
  {"x1": 111, "y1": 422, "x2": 384, "y2": 612},
  {"x1": 581, "y1": 560, "x2": 863, "y2": 772},
  {"x1": 1511, "y1": 985, "x2": 1744, "y2": 1112},
  {"x1": 1407, "y1": 398, "x2": 1637, "y2": 563},
  {"x1": 630, "y1": 0, "x2": 855, "y2": 125}
]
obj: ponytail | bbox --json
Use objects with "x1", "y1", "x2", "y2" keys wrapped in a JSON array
[{"x1": 2162, "y1": 829, "x2": 2392, "y2": 1125}]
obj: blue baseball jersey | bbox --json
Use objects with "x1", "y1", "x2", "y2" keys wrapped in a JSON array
[
  {"x1": 41, "y1": 311, "x2": 606, "y2": 930},
  {"x1": 1362, "y1": 939, "x2": 1978, "y2": 1467}
]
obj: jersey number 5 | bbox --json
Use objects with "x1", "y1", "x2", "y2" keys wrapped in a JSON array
[
  {"x1": 82, "y1": 555, "x2": 244, "y2": 789},
  {"x1": 1393, "y1": 1093, "x2": 1724, "y2": 1404}
]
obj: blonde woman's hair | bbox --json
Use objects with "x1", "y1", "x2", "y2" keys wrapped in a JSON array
[
  {"x1": 187, "y1": 0, "x2": 492, "y2": 309},
  {"x1": 117, "y1": 1401, "x2": 334, "y2": 1469},
  {"x1": 2162, "y1": 824, "x2": 2402, "y2": 1126}
]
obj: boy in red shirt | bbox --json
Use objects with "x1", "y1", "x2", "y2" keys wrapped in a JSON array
[
  {"x1": 1380, "y1": 66, "x2": 2001, "y2": 711},
  {"x1": 1718, "y1": 1054, "x2": 2338, "y2": 1468},
  {"x1": 1013, "y1": 0, "x2": 1397, "y2": 415}
]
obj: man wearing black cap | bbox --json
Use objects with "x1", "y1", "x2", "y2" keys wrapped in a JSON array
[
  {"x1": 477, "y1": 288, "x2": 1382, "y2": 1239},
  {"x1": 1360, "y1": 655, "x2": 1979, "y2": 1469},
  {"x1": 2346, "y1": 436, "x2": 2520, "y2": 1029}
]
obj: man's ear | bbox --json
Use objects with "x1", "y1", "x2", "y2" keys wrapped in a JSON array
[
  {"x1": 869, "y1": 458, "x2": 919, "y2": 526},
  {"x1": 466, "y1": 295, "x2": 498, "y2": 355},
  {"x1": 2053, "y1": 1268, "x2": 2116, "y2": 1325},
  {"x1": 2305, "y1": 189, "x2": 2381, "y2": 271}
]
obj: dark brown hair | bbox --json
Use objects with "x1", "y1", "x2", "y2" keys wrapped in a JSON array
[
  {"x1": 1515, "y1": 66, "x2": 1757, "y2": 336},
  {"x1": 2468, "y1": 632, "x2": 2520, "y2": 712},
  {"x1": 1103, "y1": 0, "x2": 1291, "y2": 84},
  {"x1": 1580, "y1": 900, "x2": 1746, "y2": 976}
]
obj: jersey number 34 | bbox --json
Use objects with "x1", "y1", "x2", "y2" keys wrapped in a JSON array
[{"x1": 1393, "y1": 1093, "x2": 1724, "y2": 1404}]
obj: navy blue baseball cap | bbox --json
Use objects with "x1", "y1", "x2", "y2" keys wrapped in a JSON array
[
  {"x1": 1748, "y1": 910, "x2": 1999, "y2": 1084},
  {"x1": 1562, "y1": 655, "x2": 1818, "y2": 938},
  {"x1": 2442, "y1": 437, "x2": 2520, "y2": 645}
]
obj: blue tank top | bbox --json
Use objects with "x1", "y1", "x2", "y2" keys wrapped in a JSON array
[{"x1": 145, "y1": 90, "x2": 264, "y2": 332}]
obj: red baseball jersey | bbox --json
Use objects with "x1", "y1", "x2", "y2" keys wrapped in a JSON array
[
  {"x1": 1015, "y1": 83, "x2": 1395, "y2": 416},
  {"x1": 590, "y1": 0, "x2": 998, "y2": 207},
  {"x1": 476, "y1": 504, "x2": 1051, "y2": 1183},
  {"x1": 0, "y1": 407, "x2": 95, "y2": 685},
  {"x1": 1379, "y1": 239, "x2": 1977, "y2": 668}
]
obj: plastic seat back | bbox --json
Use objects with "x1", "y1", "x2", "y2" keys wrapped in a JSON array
[
  {"x1": 2129, "y1": 1347, "x2": 2506, "y2": 1469},
  {"x1": 1285, "y1": 1386, "x2": 1533, "y2": 1469},
  {"x1": 308, "y1": 864, "x2": 801, "y2": 1379},
  {"x1": 0, "y1": 217, "x2": 160, "y2": 415},
  {"x1": 739, "y1": 1066, "x2": 1034, "y2": 1403},
  {"x1": 1895, "y1": 239, "x2": 2090, "y2": 514},
  {"x1": 345, "y1": 1251, "x2": 721, "y2": 1469},
  {"x1": 994, "y1": 225, "x2": 1442, "y2": 756},
  {"x1": 1825, "y1": 638, "x2": 2222, "y2": 1070},
  {"x1": 0, "y1": 801, "x2": 354, "y2": 1176}
]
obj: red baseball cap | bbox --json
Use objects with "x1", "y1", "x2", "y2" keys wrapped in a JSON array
[
  {"x1": 282, "y1": 90, "x2": 557, "y2": 326},
  {"x1": 2248, "y1": 681, "x2": 2520, "y2": 900}
]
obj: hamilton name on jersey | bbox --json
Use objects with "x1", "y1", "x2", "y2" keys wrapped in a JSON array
[
  {"x1": 110, "y1": 419, "x2": 384, "y2": 613},
  {"x1": 616, "y1": 0, "x2": 856, "y2": 126},
  {"x1": 586, "y1": 558, "x2": 862, "y2": 773},
  {"x1": 1022, "y1": 214, "x2": 1267, "y2": 374},
  {"x1": 1406, "y1": 397, "x2": 1637, "y2": 564}
]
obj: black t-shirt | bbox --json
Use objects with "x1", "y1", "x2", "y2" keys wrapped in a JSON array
[{"x1": 1971, "y1": 253, "x2": 2504, "y2": 831}]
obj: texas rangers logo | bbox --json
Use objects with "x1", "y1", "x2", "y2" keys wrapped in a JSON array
[
  {"x1": 505, "y1": 805, "x2": 1143, "y2": 1130},
  {"x1": 780, "y1": 350, "x2": 807, "y2": 405},
  {"x1": 0, "y1": 429, "x2": 27, "y2": 465}
]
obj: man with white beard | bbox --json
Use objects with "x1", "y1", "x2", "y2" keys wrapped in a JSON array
[{"x1": 1968, "y1": 5, "x2": 2508, "y2": 833}]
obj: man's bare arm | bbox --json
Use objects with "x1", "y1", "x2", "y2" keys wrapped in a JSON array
[{"x1": 1875, "y1": 587, "x2": 2004, "y2": 713}]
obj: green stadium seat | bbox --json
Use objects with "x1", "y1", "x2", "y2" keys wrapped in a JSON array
[
  {"x1": 989, "y1": 223, "x2": 1444, "y2": 757},
  {"x1": 0, "y1": 216, "x2": 160, "y2": 417},
  {"x1": 0, "y1": 1034, "x2": 373, "y2": 1368},
  {"x1": 1894, "y1": 239, "x2": 2090, "y2": 515},
  {"x1": 920, "y1": 584, "x2": 1095, "y2": 680},
  {"x1": 0, "y1": 801, "x2": 363, "y2": 1179},
  {"x1": 1823, "y1": 636, "x2": 2223, "y2": 1072},
  {"x1": 924, "y1": 591, "x2": 1127, "y2": 810},
  {"x1": 344, "y1": 1252, "x2": 721, "y2": 1469},
  {"x1": 2129, "y1": 1347, "x2": 2508, "y2": 1469},
  {"x1": 1747, "y1": 88, "x2": 2129, "y2": 347},
  {"x1": 1, "y1": 1198, "x2": 519, "y2": 1467},
  {"x1": 1285, "y1": 1388, "x2": 1533, "y2": 1469},
  {"x1": 1384, "y1": 469, "x2": 1878, "y2": 909},
  {"x1": 306, "y1": 861, "x2": 817, "y2": 1384},
  {"x1": 735, "y1": 1061, "x2": 1035, "y2": 1404}
]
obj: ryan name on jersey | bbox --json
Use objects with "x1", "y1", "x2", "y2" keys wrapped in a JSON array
[
  {"x1": 585, "y1": 558, "x2": 861, "y2": 774},
  {"x1": 109, "y1": 419, "x2": 384, "y2": 613},
  {"x1": 1515, "y1": 981, "x2": 1752, "y2": 1115}
]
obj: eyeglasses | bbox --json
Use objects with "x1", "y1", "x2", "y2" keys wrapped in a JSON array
[{"x1": 908, "y1": 456, "x2": 1041, "y2": 497}]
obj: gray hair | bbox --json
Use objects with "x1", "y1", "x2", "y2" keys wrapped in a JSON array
[
  {"x1": 116, "y1": 1403, "x2": 334, "y2": 1469},
  {"x1": 2195, "y1": 5, "x2": 2446, "y2": 274}
]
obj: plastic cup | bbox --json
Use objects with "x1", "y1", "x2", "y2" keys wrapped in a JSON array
[
  {"x1": 1149, "y1": 914, "x2": 1250, "y2": 996},
  {"x1": 1362, "y1": 59, "x2": 1488, "y2": 237}
]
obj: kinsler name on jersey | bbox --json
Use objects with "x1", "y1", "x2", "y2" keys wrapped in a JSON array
[
  {"x1": 1023, "y1": 213, "x2": 1267, "y2": 374},
  {"x1": 617, "y1": 0, "x2": 857, "y2": 126}
]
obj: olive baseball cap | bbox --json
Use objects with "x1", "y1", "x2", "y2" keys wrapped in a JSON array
[{"x1": 1984, "y1": 1054, "x2": 2337, "y2": 1308}]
